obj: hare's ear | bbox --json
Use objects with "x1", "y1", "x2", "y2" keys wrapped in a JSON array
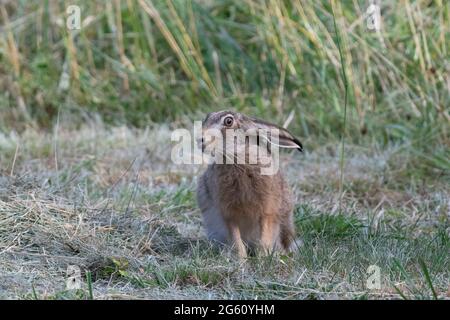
[
  {"x1": 246, "y1": 117, "x2": 303, "y2": 152},
  {"x1": 276, "y1": 128, "x2": 303, "y2": 152}
]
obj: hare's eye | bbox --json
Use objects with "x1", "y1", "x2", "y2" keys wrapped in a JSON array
[{"x1": 223, "y1": 116, "x2": 234, "y2": 127}]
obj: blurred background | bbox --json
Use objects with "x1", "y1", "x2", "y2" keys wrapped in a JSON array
[
  {"x1": 1, "y1": 0, "x2": 448, "y2": 146},
  {"x1": 0, "y1": 0, "x2": 449, "y2": 300}
]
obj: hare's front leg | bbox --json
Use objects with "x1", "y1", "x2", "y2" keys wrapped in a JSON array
[
  {"x1": 226, "y1": 221, "x2": 247, "y2": 259},
  {"x1": 260, "y1": 216, "x2": 279, "y2": 254}
]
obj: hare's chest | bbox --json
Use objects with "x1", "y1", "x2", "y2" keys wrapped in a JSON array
[{"x1": 217, "y1": 171, "x2": 272, "y2": 216}]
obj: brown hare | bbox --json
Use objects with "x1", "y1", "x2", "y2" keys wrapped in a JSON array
[{"x1": 196, "y1": 110, "x2": 302, "y2": 258}]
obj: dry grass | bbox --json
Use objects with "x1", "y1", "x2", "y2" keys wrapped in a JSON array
[
  {"x1": 0, "y1": 123, "x2": 448, "y2": 299},
  {"x1": 0, "y1": 0, "x2": 448, "y2": 300},
  {"x1": 0, "y1": 0, "x2": 448, "y2": 136}
]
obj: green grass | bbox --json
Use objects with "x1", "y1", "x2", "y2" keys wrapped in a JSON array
[
  {"x1": 1, "y1": 1, "x2": 448, "y2": 182},
  {"x1": 0, "y1": 125, "x2": 447, "y2": 300},
  {"x1": 0, "y1": 1, "x2": 449, "y2": 144},
  {"x1": 0, "y1": 0, "x2": 449, "y2": 300}
]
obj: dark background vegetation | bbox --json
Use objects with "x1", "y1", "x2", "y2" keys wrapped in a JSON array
[
  {"x1": 0, "y1": 0, "x2": 448, "y2": 299},
  {"x1": 0, "y1": 2, "x2": 447, "y2": 132}
]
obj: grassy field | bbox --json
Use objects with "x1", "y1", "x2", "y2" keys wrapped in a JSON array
[
  {"x1": 0, "y1": 0, "x2": 449, "y2": 299},
  {"x1": 0, "y1": 124, "x2": 448, "y2": 299}
]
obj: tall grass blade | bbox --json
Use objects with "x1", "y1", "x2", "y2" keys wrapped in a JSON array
[
  {"x1": 331, "y1": 1, "x2": 349, "y2": 214},
  {"x1": 86, "y1": 271, "x2": 94, "y2": 300},
  {"x1": 419, "y1": 258, "x2": 438, "y2": 300}
]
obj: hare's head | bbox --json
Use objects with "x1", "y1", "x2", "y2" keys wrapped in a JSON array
[{"x1": 199, "y1": 110, "x2": 302, "y2": 161}]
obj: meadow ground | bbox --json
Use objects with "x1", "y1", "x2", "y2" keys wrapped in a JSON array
[
  {"x1": 0, "y1": 123, "x2": 448, "y2": 299},
  {"x1": 0, "y1": 0, "x2": 449, "y2": 299}
]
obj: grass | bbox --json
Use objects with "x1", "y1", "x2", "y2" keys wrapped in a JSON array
[
  {"x1": 0, "y1": 124, "x2": 448, "y2": 299},
  {"x1": 0, "y1": 0, "x2": 449, "y2": 300},
  {"x1": 0, "y1": 1, "x2": 448, "y2": 139}
]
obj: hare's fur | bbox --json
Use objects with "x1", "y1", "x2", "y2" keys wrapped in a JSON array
[{"x1": 196, "y1": 111, "x2": 300, "y2": 258}]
